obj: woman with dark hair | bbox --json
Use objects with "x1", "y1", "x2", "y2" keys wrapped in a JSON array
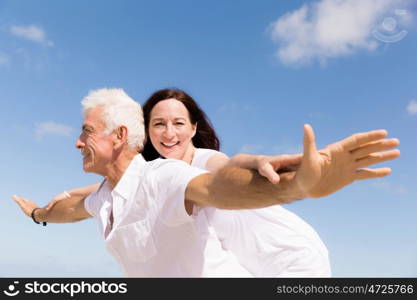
[
  {"x1": 40, "y1": 88, "x2": 330, "y2": 277},
  {"x1": 142, "y1": 88, "x2": 287, "y2": 184},
  {"x1": 141, "y1": 88, "x2": 220, "y2": 161},
  {"x1": 140, "y1": 88, "x2": 331, "y2": 277}
]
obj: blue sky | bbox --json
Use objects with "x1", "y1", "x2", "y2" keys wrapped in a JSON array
[{"x1": 1, "y1": 0, "x2": 416, "y2": 277}]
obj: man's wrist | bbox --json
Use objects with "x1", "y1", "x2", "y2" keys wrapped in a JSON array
[
  {"x1": 277, "y1": 172, "x2": 308, "y2": 203},
  {"x1": 31, "y1": 208, "x2": 47, "y2": 226}
]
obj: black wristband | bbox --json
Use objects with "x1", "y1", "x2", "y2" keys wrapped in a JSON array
[{"x1": 31, "y1": 208, "x2": 47, "y2": 226}]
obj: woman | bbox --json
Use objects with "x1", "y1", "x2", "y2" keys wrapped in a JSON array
[
  {"x1": 142, "y1": 88, "x2": 330, "y2": 277},
  {"x1": 47, "y1": 88, "x2": 330, "y2": 277}
]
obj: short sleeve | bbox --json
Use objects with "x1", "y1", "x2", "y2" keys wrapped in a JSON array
[
  {"x1": 84, "y1": 180, "x2": 107, "y2": 219},
  {"x1": 149, "y1": 159, "x2": 209, "y2": 226},
  {"x1": 192, "y1": 148, "x2": 221, "y2": 170},
  {"x1": 84, "y1": 192, "x2": 97, "y2": 218}
]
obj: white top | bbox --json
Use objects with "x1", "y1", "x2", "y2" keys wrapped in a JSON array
[
  {"x1": 85, "y1": 154, "x2": 252, "y2": 277},
  {"x1": 192, "y1": 148, "x2": 331, "y2": 277}
]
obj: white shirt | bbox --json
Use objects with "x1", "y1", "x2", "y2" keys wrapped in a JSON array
[
  {"x1": 192, "y1": 148, "x2": 331, "y2": 277},
  {"x1": 85, "y1": 154, "x2": 252, "y2": 277}
]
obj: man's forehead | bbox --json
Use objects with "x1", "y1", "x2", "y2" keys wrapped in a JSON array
[{"x1": 83, "y1": 107, "x2": 105, "y2": 128}]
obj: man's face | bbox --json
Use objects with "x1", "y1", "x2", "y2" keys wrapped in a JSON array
[{"x1": 75, "y1": 106, "x2": 115, "y2": 175}]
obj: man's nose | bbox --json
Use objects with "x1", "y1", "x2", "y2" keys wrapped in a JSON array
[{"x1": 75, "y1": 136, "x2": 85, "y2": 149}]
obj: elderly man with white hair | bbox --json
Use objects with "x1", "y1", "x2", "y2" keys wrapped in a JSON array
[{"x1": 13, "y1": 88, "x2": 400, "y2": 277}]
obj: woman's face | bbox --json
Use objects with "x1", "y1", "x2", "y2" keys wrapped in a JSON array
[{"x1": 148, "y1": 98, "x2": 197, "y2": 162}]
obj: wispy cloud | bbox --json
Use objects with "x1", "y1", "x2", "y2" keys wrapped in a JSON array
[
  {"x1": 35, "y1": 121, "x2": 74, "y2": 140},
  {"x1": 239, "y1": 144, "x2": 265, "y2": 154},
  {"x1": 10, "y1": 25, "x2": 54, "y2": 47},
  {"x1": 272, "y1": 144, "x2": 302, "y2": 155},
  {"x1": 239, "y1": 143, "x2": 302, "y2": 155},
  {"x1": 407, "y1": 99, "x2": 417, "y2": 115},
  {"x1": 269, "y1": 0, "x2": 412, "y2": 66},
  {"x1": 370, "y1": 181, "x2": 409, "y2": 195},
  {"x1": 308, "y1": 112, "x2": 327, "y2": 120},
  {"x1": 217, "y1": 102, "x2": 252, "y2": 114},
  {"x1": 0, "y1": 52, "x2": 10, "y2": 66}
]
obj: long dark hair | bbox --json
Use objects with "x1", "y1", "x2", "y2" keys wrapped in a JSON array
[{"x1": 142, "y1": 88, "x2": 220, "y2": 161}]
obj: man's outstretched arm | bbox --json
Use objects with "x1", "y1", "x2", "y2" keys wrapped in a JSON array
[
  {"x1": 12, "y1": 193, "x2": 92, "y2": 223},
  {"x1": 186, "y1": 124, "x2": 400, "y2": 209},
  {"x1": 186, "y1": 166, "x2": 303, "y2": 210},
  {"x1": 44, "y1": 183, "x2": 100, "y2": 210}
]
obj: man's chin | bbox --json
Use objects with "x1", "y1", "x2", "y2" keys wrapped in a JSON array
[{"x1": 83, "y1": 164, "x2": 93, "y2": 173}]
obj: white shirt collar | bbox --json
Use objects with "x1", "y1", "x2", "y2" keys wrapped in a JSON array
[{"x1": 112, "y1": 154, "x2": 147, "y2": 201}]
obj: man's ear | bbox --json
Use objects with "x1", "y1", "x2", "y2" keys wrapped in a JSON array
[{"x1": 114, "y1": 126, "x2": 128, "y2": 147}]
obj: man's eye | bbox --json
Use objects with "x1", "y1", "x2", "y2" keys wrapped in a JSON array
[
  {"x1": 175, "y1": 122, "x2": 185, "y2": 126},
  {"x1": 153, "y1": 123, "x2": 164, "y2": 126}
]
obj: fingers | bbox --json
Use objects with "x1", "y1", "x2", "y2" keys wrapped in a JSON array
[
  {"x1": 282, "y1": 154, "x2": 302, "y2": 166},
  {"x1": 257, "y1": 154, "x2": 302, "y2": 184},
  {"x1": 303, "y1": 124, "x2": 317, "y2": 158},
  {"x1": 12, "y1": 194, "x2": 25, "y2": 206},
  {"x1": 12, "y1": 194, "x2": 33, "y2": 217},
  {"x1": 256, "y1": 157, "x2": 281, "y2": 184},
  {"x1": 269, "y1": 154, "x2": 302, "y2": 168},
  {"x1": 351, "y1": 138, "x2": 400, "y2": 159},
  {"x1": 259, "y1": 163, "x2": 281, "y2": 184},
  {"x1": 355, "y1": 149, "x2": 400, "y2": 168},
  {"x1": 355, "y1": 167, "x2": 392, "y2": 180},
  {"x1": 339, "y1": 130, "x2": 388, "y2": 151}
]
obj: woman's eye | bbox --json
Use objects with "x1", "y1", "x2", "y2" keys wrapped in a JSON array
[
  {"x1": 175, "y1": 122, "x2": 185, "y2": 126},
  {"x1": 153, "y1": 123, "x2": 164, "y2": 126}
]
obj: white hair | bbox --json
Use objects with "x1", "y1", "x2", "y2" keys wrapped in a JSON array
[{"x1": 81, "y1": 88, "x2": 145, "y2": 152}]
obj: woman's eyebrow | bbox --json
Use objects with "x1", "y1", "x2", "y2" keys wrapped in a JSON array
[
  {"x1": 151, "y1": 117, "x2": 187, "y2": 121},
  {"x1": 150, "y1": 117, "x2": 164, "y2": 122}
]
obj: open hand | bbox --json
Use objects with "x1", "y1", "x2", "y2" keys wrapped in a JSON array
[
  {"x1": 12, "y1": 194, "x2": 39, "y2": 218},
  {"x1": 295, "y1": 124, "x2": 400, "y2": 198}
]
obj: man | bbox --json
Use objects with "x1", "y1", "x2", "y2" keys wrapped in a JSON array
[{"x1": 13, "y1": 88, "x2": 400, "y2": 276}]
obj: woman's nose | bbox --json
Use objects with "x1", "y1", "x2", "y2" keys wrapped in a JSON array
[{"x1": 163, "y1": 124, "x2": 175, "y2": 138}]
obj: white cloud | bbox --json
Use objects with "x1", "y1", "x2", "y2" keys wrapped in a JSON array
[
  {"x1": 239, "y1": 143, "x2": 302, "y2": 155},
  {"x1": 269, "y1": 0, "x2": 412, "y2": 66},
  {"x1": 370, "y1": 181, "x2": 408, "y2": 195},
  {"x1": 308, "y1": 112, "x2": 327, "y2": 120},
  {"x1": 0, "y1": 52, "x2": 10, "y2": 66},
  {"x1": 217, "y1": 102, "x2": 252, "y2": 114},
  {"x1": 407, "y1": 99, "x2": 417, "y2": 115},
  {"x1": 239, "y1": 144, "x2": 265, "y2": 154},
  {"x1": 10, "y1": 25, "x2": 54, "y2": 47},
  {"x1": 35, "y1": 121, "x2": 74, "y2": 140},
  {"x1": 272, "y1": 144, "x2": 303, "y2": 155}
]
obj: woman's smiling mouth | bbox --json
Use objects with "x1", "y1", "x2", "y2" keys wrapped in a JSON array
[{"x1": 161, "y1": 142, "x2": 180, "y2": 149}]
